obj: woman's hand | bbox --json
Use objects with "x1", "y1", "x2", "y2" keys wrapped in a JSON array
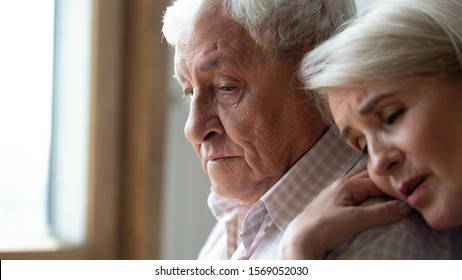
[{"x1": 278, "y1": 167, "x2": 412, "y2": 259}]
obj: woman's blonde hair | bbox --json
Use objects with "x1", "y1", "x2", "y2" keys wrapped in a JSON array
[{"x1": 301, "y1": 0, "x2": 462, "y2": 91}]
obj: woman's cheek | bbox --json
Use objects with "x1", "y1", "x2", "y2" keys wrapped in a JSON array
[{"x1": 369, "y1": 169, "x2": 400, "y2": 200}]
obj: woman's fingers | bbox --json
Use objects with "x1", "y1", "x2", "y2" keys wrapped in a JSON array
[
  {"x1": 345, "y1": 165, "x2": 367, "y2": 178},
  {"x1": 279, "y1": 172, "x2": 412, "y2": 260},
  {"x1": 352, "y1": 199, "x2": 412, "y2": 226},
  {"x1": 327, "y1": 175, "x2": 387, "y2": 206},
  {"x1": 341, "y1": 178, "x2": 388, "y2": 204}
]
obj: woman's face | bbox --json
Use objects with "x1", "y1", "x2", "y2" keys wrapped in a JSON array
[{"x1": 328, "y1": 77, "x2": 462, "y2": 229}]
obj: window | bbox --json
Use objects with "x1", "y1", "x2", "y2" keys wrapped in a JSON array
[
  {"x1": 1, "y1": 0, "x2": 171, "y2": 260},
  {"x1": 0, "y1": 0, "x2": 95, "y2": 256},
  {"x1": 49, "y1": 0, "x2": 92, "y2": 246},
  {"x1": 0, "y1": 0, "x2": 56, "y2": 251}
]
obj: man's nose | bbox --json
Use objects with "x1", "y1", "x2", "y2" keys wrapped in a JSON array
[
  {"x1": 184, "y1": 92, "x2": 223, "y2": 144},
  {"x1": 367, "y1": 139, "x2": 403, "y2": 176}
]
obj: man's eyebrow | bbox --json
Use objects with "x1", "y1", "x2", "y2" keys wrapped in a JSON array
[
  {"x1": 359, "y1": 92, "x2": 395, "y2": 115},
  {"x1": 200, "y1": 58, "x2": 220, "y2": 71},
  {"x1": 175, "y1": 58, "x2": 221, "y2": 81}
]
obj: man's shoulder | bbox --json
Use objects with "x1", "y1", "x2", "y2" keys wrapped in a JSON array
[{"x1": 327, "y1": 211, "x2": 453, "y2": 259}]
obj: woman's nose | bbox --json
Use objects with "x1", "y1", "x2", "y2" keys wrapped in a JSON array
[
  {"x1": 184, "y1": 93, "x2": 223, "y2": 144},
  {"x1": 367, "y1": 139, "x2": 403, "y2": 176}
]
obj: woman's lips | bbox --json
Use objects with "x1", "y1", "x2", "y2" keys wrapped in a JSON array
[{"x1": 400, "y1": 176, "x2": 426, "y2": 198}]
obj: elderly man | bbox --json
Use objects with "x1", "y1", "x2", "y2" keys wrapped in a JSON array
[{"x1": 162, "y1": 0, "x2": 450, "y2": 259}]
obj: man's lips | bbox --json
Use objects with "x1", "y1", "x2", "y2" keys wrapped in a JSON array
[
  {"x1": 399, "y1": 176, "x2": 426, "y2": 198},
  {"x1": 206, "y1": 156, "x2": 240, "y2": 161}
]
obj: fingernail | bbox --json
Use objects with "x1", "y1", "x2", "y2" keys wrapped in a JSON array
[{"x1": 398, "y1": 202, "x2": 412, "y2": 214}]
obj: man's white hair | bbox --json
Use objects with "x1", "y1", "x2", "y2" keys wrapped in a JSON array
[{"x1": 162, "y1": 0, "x2": 356, "y2": 63}]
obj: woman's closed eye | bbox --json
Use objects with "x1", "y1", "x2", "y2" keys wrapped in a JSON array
[
  {"x1": 357, "y1": 138, "x2": 368, "y2": 155},
  {"x1": 385, "y1": 108, "x2": 407, "y2": 125},
  {"x1": 361, "y1": 144, "x2": 368, "y2": 155}
]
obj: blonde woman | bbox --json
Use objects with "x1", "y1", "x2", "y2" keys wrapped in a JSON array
[{"x1": 282, "y1": 0, "x2": 462, "y2": 259}]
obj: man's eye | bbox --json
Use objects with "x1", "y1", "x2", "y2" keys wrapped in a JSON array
[
  {"x1": 219, "y1": 86, "x2": 236, "y2": 93},
  {"x1": 385, "y1": 108, "x2": 406, "y2": 125}
]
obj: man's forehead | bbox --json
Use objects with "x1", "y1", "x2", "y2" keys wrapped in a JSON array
[
  {"x1": 175, "y1": 44, "x2": 231, "y2": 83},
  {"x1": 177, "y1": 11, "x2": 254, "y2": 59},
  {"x1": 174, "y1": 36, "x2": 257, "y2": 81},
  {"x1": 176, "y1": 41, "x2": 219, "y2": 60},
  {"x1": 174, "y1": 43, "x2": 222, "y2": 81},
  {"x1": 173, "y1": 18, "x2": 264, "y2": 84}
]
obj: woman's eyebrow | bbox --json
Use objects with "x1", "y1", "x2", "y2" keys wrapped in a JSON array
[
  {"x1": 359, "y1": 93, "x2": 395, "y2": 115},
  {"x1": 340, "y1": 92, "x2": 399, "y2": 140}
]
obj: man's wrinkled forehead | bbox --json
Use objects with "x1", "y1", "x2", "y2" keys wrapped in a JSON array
[
  {"x1": 173, "y1": 42, "x2": 222, "y2": 84},
  {"x1": 173, "y1": 24, "x2": 261, "y2": 84}
]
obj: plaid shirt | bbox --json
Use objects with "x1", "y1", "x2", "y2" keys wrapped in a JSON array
[{"x1": 198, "y1": 127, "x2": 462, "y2": 259}]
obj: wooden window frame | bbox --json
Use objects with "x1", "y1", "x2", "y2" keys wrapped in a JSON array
[{"x1": 0, "y1": 0, "x2": 169, "y2": 260}]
